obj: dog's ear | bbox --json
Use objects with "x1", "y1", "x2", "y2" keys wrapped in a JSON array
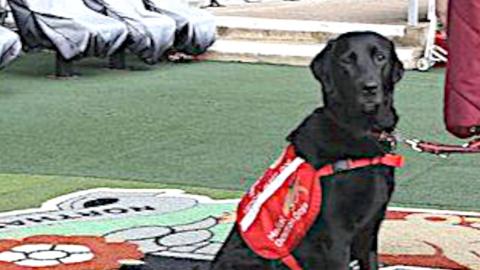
[
  {"x1": 310, "y1": 40, "x2": 335, "y2": 94},
  {"x1": 390, "y1": 42, "x2": 404, "y2": 84}
]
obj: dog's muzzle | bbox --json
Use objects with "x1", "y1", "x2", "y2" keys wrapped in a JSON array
[{"x1": 363, "y1": 103, "x2": 380, "y2": 114}]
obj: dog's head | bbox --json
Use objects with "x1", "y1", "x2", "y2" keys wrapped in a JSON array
[{"x1": 310, "y1": 32, "x2": 404, "y2": 133}]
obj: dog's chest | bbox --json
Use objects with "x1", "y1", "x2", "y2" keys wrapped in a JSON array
[{"x1": 318, "y1": 166, "x2": 394, "y2": 226}]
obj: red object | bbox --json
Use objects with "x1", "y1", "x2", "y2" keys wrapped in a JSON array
[
  {"x1": 405, "y1": 137, "x2": 480, "y2": 155},
  {"x1": 236, "y1": 145, "x2": 404, "y2": 270},
  {"x1": 434, "y1": 32, "x2": 448, "y2": 68},
  {"x1": 0, "y1": 235, "x2": 143, "y2": 270},
  {"x1": 435, "y1": 32, "x2": 448, "y2": 52},
  {"x1": 444, "y1": 1, "x2": 480, "y2": 138}
]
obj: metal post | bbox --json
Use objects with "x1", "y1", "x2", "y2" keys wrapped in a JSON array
[
  {"x1": 55, "y1": 52, "x2": 74, "y2": 77},
  {"x1": 408, "y1": 0, "x2": 419, "y2": 26},
  {"x1": 109, "y1": 48, "x2": 126, "y2": 70}
]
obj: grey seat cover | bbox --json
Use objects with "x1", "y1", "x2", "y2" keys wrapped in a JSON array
[
  {"x1": 0, "y1": 26, "x2": 21, "y2": 68},
  {"x1": 85, "y1": 0, "x2": 176, "y2": 64},
  {"x1": 7, "y1": 0, "x2": 128, "y2": 60},
  {"x1": 144, "y1": 0, "x2": 216, "y2": 55}
]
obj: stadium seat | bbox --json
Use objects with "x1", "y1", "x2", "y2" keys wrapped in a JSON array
[
  {"x1": 0, "y1": 26, "x2": 21, "y2": 68},
  {"x1": 7, "y1": 0, "x2": 129, "y2": 76},
  {"x1": 143, "y1": 0, "x2": 216, "y2": 55},
  {"x1": 84, "y1": 0, "x2": 176, "y2": 64}
]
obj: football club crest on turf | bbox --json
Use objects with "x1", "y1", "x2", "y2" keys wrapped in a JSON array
[{"x1": 0, "y1": 188, "x2": 477, "y2": 269}]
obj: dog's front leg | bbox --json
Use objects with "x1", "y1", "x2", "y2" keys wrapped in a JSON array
[
  {"x1": 351, "y1": 224, "x2": 381, "y2": 270},
  {"x1": 295, "y1": 234, "x2": 352, "y2": 270},
  {"x1": 352, "y1": 238, "x2": 379, "y2": 270}
]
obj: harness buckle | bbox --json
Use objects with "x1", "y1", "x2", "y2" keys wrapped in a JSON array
[{"x1": 332, "y1": 160, "x2": 349, "y2": 172}]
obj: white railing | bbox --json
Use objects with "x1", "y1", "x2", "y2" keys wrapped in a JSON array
[{"x1": 408, "y1": 0, "x2": 420, "y2": 26}]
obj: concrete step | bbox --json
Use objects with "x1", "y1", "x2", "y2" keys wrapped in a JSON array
[
  {"x1": 204, "y1": 39, "x2": 423, "y2": 69},
  {"x1": 182, "y1": 0, "x2": 209, "y2": 8},
  {"x1": 215, "y1": 16, "x2": 428, "y2": 47}
]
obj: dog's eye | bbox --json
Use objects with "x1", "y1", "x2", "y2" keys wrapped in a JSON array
[
  {"x1": 341, "y1": 53, "x2": 356, "y2": 65},
  {"x1": 374, "y1": 53, "x2": 386, "y2": 63},
  {"x1": 341, "y1": 58, "x2": 352, "y2": 65}
]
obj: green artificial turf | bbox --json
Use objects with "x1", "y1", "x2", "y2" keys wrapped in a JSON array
[{"x1": 0, "y1": 52, "x2": 478, "y2": 211}]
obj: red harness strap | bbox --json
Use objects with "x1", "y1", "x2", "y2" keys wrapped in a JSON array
[{"x1": 236, "y1": 145, "x2": 404, "y2": 270}]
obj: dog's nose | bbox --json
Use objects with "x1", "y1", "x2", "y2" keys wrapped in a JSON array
[{"x1": 363, "y1": 81, "x2": 379, "y2": 95}]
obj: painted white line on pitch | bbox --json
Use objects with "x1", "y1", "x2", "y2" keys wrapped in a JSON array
[
  {"x1": 388, "y1": 206, "x2": 480, "y2": 217},
  {"x1": 0, "y1": 188, "x2": 240, "y2": 218},
  {"x1": 0, "y1": 188, "x2": 477, "y2": 218},
  {"x1": 381, "y1": 266, "x2": 447, "y2": 270}
]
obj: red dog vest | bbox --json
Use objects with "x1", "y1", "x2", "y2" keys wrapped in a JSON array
[{"x1": 236, "y1": 145, "x2": 404, "y2": 270}]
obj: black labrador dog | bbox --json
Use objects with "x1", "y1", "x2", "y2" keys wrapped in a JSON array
[{"x1": 211, "y1": 32, "x2": 404, "y2": 270}]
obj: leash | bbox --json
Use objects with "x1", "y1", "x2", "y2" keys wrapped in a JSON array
[{"x1": 379, "y1": 131, "x2": 480, "y2": 157}]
